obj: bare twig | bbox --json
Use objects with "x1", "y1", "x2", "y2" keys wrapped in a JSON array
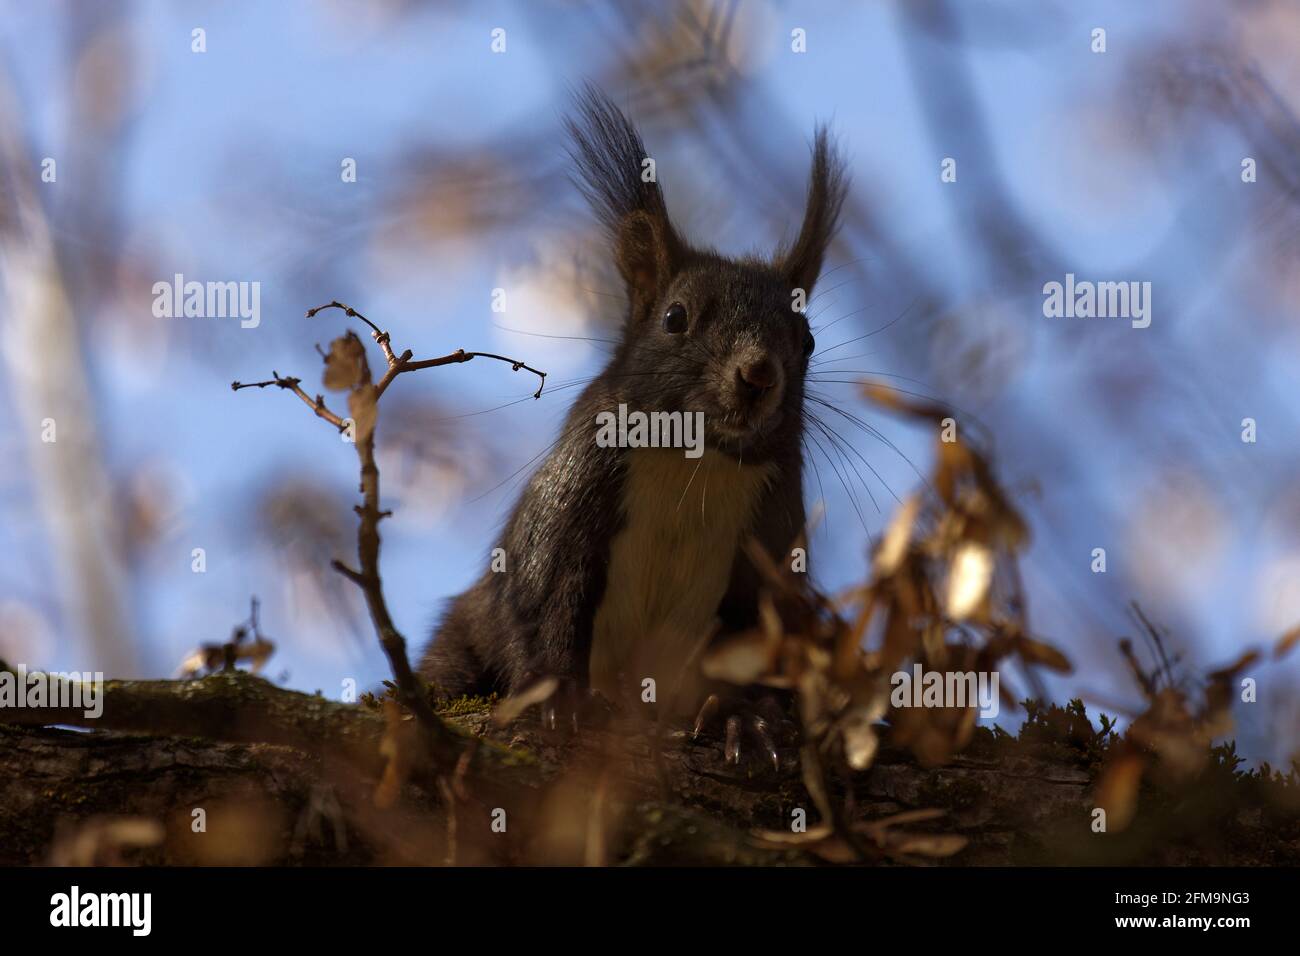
[
  {"x1": 231, "y1": 372, "x2": 347, "y2": 431},
  {"x1": 306, "y1": 299, "x2": 384, "y2": 337},
  {"x1": 307, "y1": 299, "x2": 547, "y2": 399}
]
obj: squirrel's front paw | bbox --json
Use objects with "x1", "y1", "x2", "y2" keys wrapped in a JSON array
[
  {"x1": 505, "y1": 673, "x2": 611, "y2": 735},
  {"x1": 691, "y1": 691, "x2": 796, "y2": 773}
]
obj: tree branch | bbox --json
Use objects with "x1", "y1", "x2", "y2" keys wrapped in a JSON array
[{"x1": 235, "y1": 301, "x2": 549, "y2": 773}]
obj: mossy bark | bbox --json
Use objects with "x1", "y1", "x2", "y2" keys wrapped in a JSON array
[{"x1": 1, "y1": 674, "x2": 1296, "y2": 865}]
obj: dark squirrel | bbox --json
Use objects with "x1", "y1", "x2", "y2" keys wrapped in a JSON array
[{"x1": 419, "y1": 87, "x2": 847, "y2": 717}]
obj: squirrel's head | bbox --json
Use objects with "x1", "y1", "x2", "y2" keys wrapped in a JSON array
[{"x1": 567, "y1": 86, "x2": 848, "y2": 459}]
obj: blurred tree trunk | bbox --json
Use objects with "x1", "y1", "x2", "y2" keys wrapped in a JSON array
[{"x1": 0, "y1": 68, "x2": 136, "y2": 676}]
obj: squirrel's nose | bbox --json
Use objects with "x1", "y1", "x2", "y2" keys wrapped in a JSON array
[{"x1": 736, "y1": 357, "x2": 778, "y2": 394}]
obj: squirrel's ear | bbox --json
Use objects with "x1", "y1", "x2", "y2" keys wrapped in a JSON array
[
  {"x1": 614, "y1": 209, "x2": 681, "y2": 303},
  {"x1": 778, "y1": 127, "x2": 848, "y2": 297},
  {"x1": 566, "y1": 85, "x2": 683, "y2": 307}
]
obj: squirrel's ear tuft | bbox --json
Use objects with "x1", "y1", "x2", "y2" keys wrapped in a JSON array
[
  {"x1": 777, "y1": 126, "x2": 848, "y2": 298},
  {"x1": 566, "y1": 84, "x2": 682, "y2": 304}
]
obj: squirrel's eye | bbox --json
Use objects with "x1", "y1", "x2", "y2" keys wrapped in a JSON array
[
  {"x1": 802, "y1": 329, "x2": 815, "y2": 357},
  {"x1": 663, "y1": 303, "x2": 688, "y2": 334}
]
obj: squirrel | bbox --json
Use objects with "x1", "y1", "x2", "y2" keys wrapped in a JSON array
[{"x1": 419, "y1": 86, "x2": 847, "y2": 729}]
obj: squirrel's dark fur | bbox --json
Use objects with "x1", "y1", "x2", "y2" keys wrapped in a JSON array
[{"x1": 419, "y1": 87, "x2": 847, "y2": 705}]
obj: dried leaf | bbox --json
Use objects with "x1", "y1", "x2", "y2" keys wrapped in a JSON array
[
  {"x1": 750, "y1": 823, "x2": 834, "y2": 846},
  {"x1": 1208, "y1": 650, "x2": 1259, "y2": 682},
  {"x1": 48, "y1": 816, "x2": 165, "y2": 866},
  {"x1": 893, "y1": 833, "x2": 969, "y2": 857},
  {"x1": 841, "y1": 706, "x2": 880, "y2": 771},
  {"x1": 493, "y1": 675, "x2": 560, "y2": 726},
  {"x1": 322, "y1": 332, "x2": 371, "y2": 391},
  {"x1": 801, "y1": 742, "x2": 834, "y2": 824},
  {"x1": 1016, "y1": 634, "x2": 1073, "y2": 673},
  {"x1": 860, "y1": 381, "x2": 947, "y2": 421},
  {"x1": 1094, "y1": 750, "x2": 1146, "y2": 833},
  {"x1": 809, "y1": 837, "x2": 860, "y2": 863},
  {"x1": 176, "y1": 648, "x2": 208, "y2": 679},
  {"x1": 945, "y1": 543, "x2": 993, "y2": 620},
  {"x1": 376, "y1": 698, "x2": 414, "y2": 809},
  {"x1": 934, "y1": 438, "x2": 970, "y2": 504},
  {"x1": 875, "y1": 494, "x2": 920, "y2": 576},
  {"x1": 701, "y1": 629, "x2": 777, "y2": 685},
  {"x1": 758, "y1": 592, "x2": 783, "y2": 644},
  {"x1": 348, "y1": 384, "x2": 379, "y2": 444},
  {"x1": 855, "y1": 808, "x2": 948, "y2": 832}
]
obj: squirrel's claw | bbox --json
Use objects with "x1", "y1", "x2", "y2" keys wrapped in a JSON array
[
  {"x1": 540, "y1": 679, "x2": 582, "y2": 736},
  {"x1": 693, "y1": 693, "x2": 721, "y2": 738},
  {"x1": 725, "y1": 715, "x2": 743, "y2": 765},
  {"x1": 750, "y1": 715, "x2": 780, "y2": 773},
  {"x1": 693, "y1": 691, "x2": 793, "y2": 774},
  {"x1": 540, "y1": 697, "x2": 560, "y2": 732},
  {"x1": 528, "y1": 674, "x2": 611, "y2": 736}
]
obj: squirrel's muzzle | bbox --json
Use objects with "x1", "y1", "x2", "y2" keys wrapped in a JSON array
[
  {"x1": 737, "y1": 357, "x2": 779, "y2": 393},
  {"x1": 728, "y1": 352, "x2": 785, "y2": 425}
]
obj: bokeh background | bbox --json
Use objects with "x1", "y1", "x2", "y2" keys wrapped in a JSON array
[{"x1": 1, "y1": 0, "x2": 1297, "y2": 763}]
